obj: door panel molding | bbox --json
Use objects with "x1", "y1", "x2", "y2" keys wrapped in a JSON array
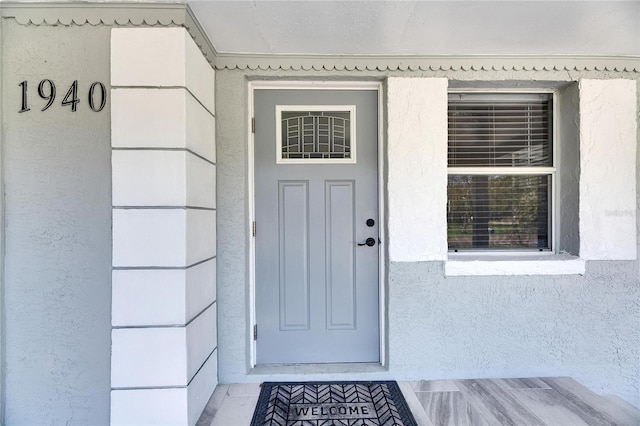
[
  {"x1": 325, "y1": 180, "x2": 357, "y2": 330},
  {"x1": 278, "y1": 180, "x2": 311, "y2": 331}
]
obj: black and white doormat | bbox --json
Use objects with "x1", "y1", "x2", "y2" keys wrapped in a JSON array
[{"x1": 250, "y1": 381, "x2": 418, "y2": 426}]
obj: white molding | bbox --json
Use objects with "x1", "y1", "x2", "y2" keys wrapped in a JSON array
[
  {"x1": 248, "y1": 80, "x2": 386, "y2": 368},
  {"x1": 249, "y1": 80, "x2": 383, "y2": 91},
  {"x1": 0, "y1": 18, "x2": 5, "y2": 422},
  {"x1": 247, "y1": 82, "x2": 257, "y2": 368},
  {"x1": 376, "y1": 81, "x2": 386, "y2": 367},
  {"x1": 445, "y1": 257, "x2": 586, "y2": 276},
  {"x1": 216, "y1": 54, "x2": 640, "y2": 73}
]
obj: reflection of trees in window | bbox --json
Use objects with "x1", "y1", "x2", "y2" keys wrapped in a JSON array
[{"x1": 448, "y1": 175, "x2": 550, "y2": 249}]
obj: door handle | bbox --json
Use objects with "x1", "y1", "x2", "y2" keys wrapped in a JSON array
[{"x1": 357, "y1": 237, "x2": 376, "y2": 247}]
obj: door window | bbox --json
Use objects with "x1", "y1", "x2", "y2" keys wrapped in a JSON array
[{"x1": 276, "y1": 105, "x2": 356, "y2": 163}]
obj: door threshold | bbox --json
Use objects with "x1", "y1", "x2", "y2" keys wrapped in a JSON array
[{"x1": 249, "y1": 362, "x2": 388, "y2": 381}]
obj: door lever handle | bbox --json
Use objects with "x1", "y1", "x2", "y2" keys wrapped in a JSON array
[{"x1": 357, "y1": 237, "x2": 376, "y2": 247}]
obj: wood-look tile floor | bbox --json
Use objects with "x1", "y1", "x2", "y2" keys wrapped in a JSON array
[
  {"x1": 410, "y1": 377, "x2": 640, "y2": 426},
  {"x1": 197, "y1": 377, "x2": 640, "y2": 426}
]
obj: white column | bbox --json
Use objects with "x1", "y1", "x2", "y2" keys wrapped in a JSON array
[
  {"x1": 387, "y1": 78, "x2": 449, "y2": 262},
  {"x1": 110, "y1": 28, "x2": 217, "y2": 426},
  {"x1": 579, "y1": 79, "x2": 637, "y2": 260}
]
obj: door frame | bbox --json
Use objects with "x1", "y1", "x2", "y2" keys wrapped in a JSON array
[{"x1": 247, "y1": 80, "x2": 386, "y2": 367}]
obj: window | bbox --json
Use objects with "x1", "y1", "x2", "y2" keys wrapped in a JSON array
[
  {"x1": 447, "y1": 93, "x2": 554, "y2": 251},
  {"x1": 276, "y1": 105, "x2": 356, "y2": 164}
]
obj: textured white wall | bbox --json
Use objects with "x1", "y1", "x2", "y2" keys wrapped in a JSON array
[
  {"x1": 1, "y1": 22, "x2": 112, "y2": 425},
  {"x1": 387, "y1": 78, "x2": 448, "y2": 262},
  {"x1": 579, "y1": 79, "x2": 637, "y2": 260}
]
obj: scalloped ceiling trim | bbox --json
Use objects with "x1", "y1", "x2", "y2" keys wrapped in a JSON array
[
  {"x1": 2, "y1": 4, "x2": 638, "y2": 73},
  {"x1": 12, "y1": 17, "x2": 180, "y2": 26},
  {"x1": 212, "y1": 57, "x2": 640, "y2": 73},
  {"x1": 4, "y1": 6, "x2": 186, "y2": 27},
  {"x1": 1, "y1": 4, "x2": 217, "y2": 66}
]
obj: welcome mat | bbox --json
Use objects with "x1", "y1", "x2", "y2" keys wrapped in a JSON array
[{"x1": 250, "y1": 381, "x2": 418, "y2": 426}]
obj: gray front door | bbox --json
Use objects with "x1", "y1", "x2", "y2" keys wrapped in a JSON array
[{"x1": 255, "y1": 88, "x2": 380, "y2": 364}]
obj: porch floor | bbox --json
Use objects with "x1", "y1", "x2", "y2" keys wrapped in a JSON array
[{"x1": 196, "y1": 377, "x2": 640, "y2": 426}]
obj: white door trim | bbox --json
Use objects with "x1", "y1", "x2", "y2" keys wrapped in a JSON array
[{"x1": 247, "y1": 80, "x2": 386, "y2": 367}]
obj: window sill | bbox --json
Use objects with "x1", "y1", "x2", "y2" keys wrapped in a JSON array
[{"x1": 445, "y1": 253, "x2": 585, "y2": 276}]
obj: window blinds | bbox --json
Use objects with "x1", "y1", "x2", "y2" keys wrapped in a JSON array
[{"x1": 448, "y1": 94, "x2": 552, "y2": 168}]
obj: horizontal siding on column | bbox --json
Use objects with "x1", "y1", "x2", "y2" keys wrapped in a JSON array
[
  {"x1": 111, "y1": 353, "x2": 217, "y2": 426},
  {"x1": 112, "y1": 150, "x2": 215, "y2": 208},
  {"x1": 111, "y1": 28, "x2": 215, "y2": 113},
  {"x1": 110, "y1": 28, "x2": 215, "y2": 132},
  {"x1": 186, "y1": 209, "x2": 216, "y2": 265},
  {"x1": 111, "y1": 27, "x2": 217, "y2": 426},
  {"x1": 111, "y1": 306, "x2": 216, "y2": 390},
  {"x1": 186, "y1": 303, "x2": 217, "y2": 381},
  {"x1": 184, "y1": 31, "x2": 215, "y2": 114},
  {"x1": 113, "y1": 209, "x2": 215, "y2": 268},
  {"x1": 187, "y1": 350, "x2": 218, "y2": 426},
  {"x1": 111, "y1": 88, "x2": 215, "y2": 162},
  {"x1": 112, "y1": 269, "x2": 187, "y2": 326},
  {"x1": 111, "y1": 388, "x2": 188, "y2": 426},
  {"x1": 112, "y1": 259, "x2": 216, "y2": 327},
  {"x1": 111, "y1": 89, "x2": 187, "y2": 148},
  {"x1": 111, "y1": 327, "x2": 188, "y2": 388},
  {"x1": 185, "y1": 259, "x2": 216, "y2": 322},
  {"x1": 113, "y1": 209, "x2": 187, "y2": 267},
  {"x1": 186, "y1": 154, "x2": 216, "y2": 209},
  {"x1": 112, "y1": 150, "x2": 188, "y2": 207},
  {"x1": 186, "y1": 93, "x2": 216, "y2": 162}
]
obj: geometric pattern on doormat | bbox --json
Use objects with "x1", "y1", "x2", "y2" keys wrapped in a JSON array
[{"x1": 250, "y1": 381, "x2": 418, "y2": 426}]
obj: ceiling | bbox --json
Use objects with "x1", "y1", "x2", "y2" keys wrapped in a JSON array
[{"x1": 188, "y1": 1, "x2": 640, "y2": 57}]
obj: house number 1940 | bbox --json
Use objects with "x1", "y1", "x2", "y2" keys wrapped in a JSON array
[{"x1": 19, "y1": 80, "x2": 107, "y2": 113}]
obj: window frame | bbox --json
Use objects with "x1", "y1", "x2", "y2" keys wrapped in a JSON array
[{"x1": 446, "y1": 89, "x2": 558, "y2": 253}]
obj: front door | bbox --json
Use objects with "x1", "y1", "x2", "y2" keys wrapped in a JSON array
[{"x1": 254, "y1": 88, "x2": 380, "y2": 364}]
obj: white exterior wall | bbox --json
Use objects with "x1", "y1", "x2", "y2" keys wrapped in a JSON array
[
  {"x1": 387, "y1": 78, "x2": 448, "y2": 262},
  {"x1": 579, "y1": 79, "x2": 637, "y2": 260},
  {"x1": 110, "y1": 28, "x2": 217, "y2": 426},
  {"x1": 215, "y1": 69, "x2": 640, "y2": 409}
]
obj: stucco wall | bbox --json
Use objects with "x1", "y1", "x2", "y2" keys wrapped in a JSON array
[
  {"x1": 556, "y1": 83, "x2": 581, "y2": 255},
  {"x1": 215, "y1": 69, "x2": 640, "y2": 407},
  {"x1": 1, "y1": 21, "x2": 112, "y2": 424},
  {"x1": 388, "y1": 261, "x2": 640, "y2": 403}
]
